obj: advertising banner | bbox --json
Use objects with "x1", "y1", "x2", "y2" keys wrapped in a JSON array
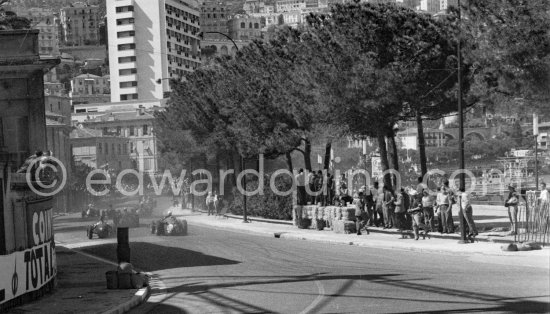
[
  {"x1": 0, "y1": 240, "x2": 57, "y2": 305},
  {"x1": 25, "y1": 201, "x2": 54, "y2": 248}
]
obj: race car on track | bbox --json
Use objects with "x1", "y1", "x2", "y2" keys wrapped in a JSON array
[
  {"x1": 151, "y1": 212, "x2": 187, "y2": 236},
  {"x1": 86, "y1": 220, "x2": 113, "y2": 239}
]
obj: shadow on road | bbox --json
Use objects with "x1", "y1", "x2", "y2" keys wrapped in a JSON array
[
  {"x1": 155, "y1": 273, "x2": 549, "y2": 313},
  {"x1": 80, "y1": 242, "x2": 240, "y2": 271}
]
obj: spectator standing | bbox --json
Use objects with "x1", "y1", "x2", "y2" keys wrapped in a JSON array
[
  {"x1": 394, "y1": 188, "x2": 410, "y2": 231},
  {"x1": 354, "y1": 192, "x2": 369, "y2": 235},
  {"x1": 296, "y1": 169, "x2": 306, "y2": 205},
  {"x1": 434, "y1": 187, "x2": 444, "y2": 233},
  {"x1": 460, "y1": 192, "x2": 478, "y2": 239},
  {"x1": 408, "y1": 196, "x2": 427, "y2": 240},
  {"x1": 505, "y1": 185, "x2": 519, "y2": 235},
  {"x1": 365, "y1": 183, "x2": 376, "y2": 226},
  {"x1": 326, "y1": 172, "x2": 334, "y2": 206},
  {"x1": 206, "y1": 192, "x2": 215, "y2": 216},
  {"x1": 538, "y1": 182, "x2": 549, "y2": 205},
  {"x1": 421, "y1": 190, "x2": 435, "y2": 233},
  {"x1": 308, "y1": 170, "x2": 316, "y2": 204},
  {"x1": 382, "y1": 185, "x2": 395, "y2": 229},
  {"x1": 315, "y1": 170, "x2": 324, "y2": 205},
  {"x1": 375, "y1": 182, "x2": 384, "y2": 227},
  {"x1": 437, "y1": 187, "x2": 453, "y2": 233}
]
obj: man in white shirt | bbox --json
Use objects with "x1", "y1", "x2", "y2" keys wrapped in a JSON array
[{"x1": 539, "y1": 182, "x2": 549, "y2": 204}]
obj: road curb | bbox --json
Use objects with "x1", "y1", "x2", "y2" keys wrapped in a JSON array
[
  {"x1": 213, "y1": 212, "x2": 515, "y2": 244},
  {"x1": 56, "y1": 243, "x2": 152, "y2": 314},
  {"x1": 101, "y1": 285, "x2": 151, "y2": 314},
  {"x1": 184, "y1": 218, "x2": 544, "y2": 257}
]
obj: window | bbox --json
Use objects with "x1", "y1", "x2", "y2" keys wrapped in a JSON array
[
  {"x1": 105, "y1": 142, "x2": 109, "y2": 155},
  {"x1": 118, "y1": 56, "x2": 136, "y2": 63},
  {"x1": 130, "y1": 142, "x2": 134, "y2": 152},
  {"x1": 112, "y1": 143, "x2": 115, "y2": 154},
  {"x1": 120, "y1": 81, "x2": 137, "y2": 88},
  {"x1": 118, "y1": 43, "x2": 136, "y2": 51},
  {"x1": 118, "y1": 144, "x2": 121, "y2": 154},
  {"x1": 143, "y1": 124, "x2": 149, "y2": 135},
  {"x1": 119, "y1": 68, "x2": 137, "y2": 75},
  {"x1": 120, "y1": 94, "x2": 138, "y2": 101},
  {"x1": 240, "y1": 22, "x2": 245, "y2": 28},
  {"x1": 117, "y1": 30, "x2": 135, "y2": 38},
  {"x1": 254, "y1": 23, "x2": 259, "y2": 29},
  {"x1": 116, "y1": 18, "x2": 135, "y2": 25},
  {"x1": 116, "y1": 5, "x2": 134, "y2": 13},
  {"x1": 129, "y1": 126, "x2": 135, "y2": 136},
  {"x1": 98, "y1": 143, "x2": 102, "y2": 154}
]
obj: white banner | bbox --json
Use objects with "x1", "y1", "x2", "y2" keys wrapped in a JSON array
[{"x1": 0, "y1": 241, "x2": 56, "y2": 305}]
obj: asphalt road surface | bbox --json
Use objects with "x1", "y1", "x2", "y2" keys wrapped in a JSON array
[{"x1": 55, "y1": 210, "x2": 550, "y2": 314}]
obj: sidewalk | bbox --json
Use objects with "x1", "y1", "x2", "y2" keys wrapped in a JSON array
[
  {"x1": 171, "y1": 207, "x2": 549, "y2": 260},
  {"x1": 5, "y1": 245, "x2": 149, "y2": 314}
]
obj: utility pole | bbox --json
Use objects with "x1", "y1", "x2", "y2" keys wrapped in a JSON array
[
  {"x1": 534, "y1": 113, "x2": 539, "y2": 191},
  {"x1": 457, "y1": 0, "x2": 469, "y2": 244}
]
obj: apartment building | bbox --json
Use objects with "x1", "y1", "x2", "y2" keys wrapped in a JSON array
[
  {"x1": 60, "y1": 2, "x2": 102, "y2": 46},
  {"x1": 106, "y1": 0, "x2": 201, "y2": 102}
]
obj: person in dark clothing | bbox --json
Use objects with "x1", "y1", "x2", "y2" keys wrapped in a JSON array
[
  {"x1": 354, "y1": 192, "x2": 369, "y2": 235},
  {"x1": 382, "y1": 185, "x2": 395, "y2": 229}
]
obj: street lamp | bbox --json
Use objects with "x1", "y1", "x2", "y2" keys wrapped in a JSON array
[{"x1": 200, "y1": 31, "x2": 249, "y2": 223}]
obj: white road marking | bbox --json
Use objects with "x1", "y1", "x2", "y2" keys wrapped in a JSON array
[{"x1": 299, "y1": 279, "x2": 326, "y2": 314}]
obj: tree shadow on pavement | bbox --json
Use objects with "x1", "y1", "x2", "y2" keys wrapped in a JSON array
[
  {"x1": 158, "y1": 273, "x2": 549, "y2": 313},
  {"x1": 80, "y1": 242, "x2": 240, "y2": 271}
]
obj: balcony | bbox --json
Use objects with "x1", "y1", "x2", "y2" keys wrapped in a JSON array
[
  {"x1": 117, "y1": 36, "x2": 135, "y2": 45},
  {"x1": 116, "y1": 11, "x2": 134, "y2": 20},
  {"x1": 117, "y1": 50, "x2": 136, "y2": 58},
  {"x1": 119, "y1": 86, "x2": 138, "y2": 94},
  {"x1": 118, "y1": 61, "x2": 137, "y2": 69},
  {"x1": 116, "y1": 23, "x2": 135, "y2": 33},
  {"x1": 118, "y1": 73, "x2": 137, "y2": 81}
]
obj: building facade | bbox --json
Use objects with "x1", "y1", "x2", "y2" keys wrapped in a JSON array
[
  {"x1": 228, "y1": 15, "x2": 265, "y2": 40},
  {"x1": 60, "y1": 2, "x2": 102, "y2": 46},
  {"x1": 200, "y1": 0, "x2": 233, "y2": 40},
  {"x1": 81, "y1": 108, "x2": 160, "y2": 173},
  {"x1": 106, "y1": 0, "x2": 201, "y2": 102},
  {"x1": 71, "y1": 73, "x2": 110, "y2": 96},
  {"x1": 71, "y1": 126, "x2": 132, "y2": 171}
]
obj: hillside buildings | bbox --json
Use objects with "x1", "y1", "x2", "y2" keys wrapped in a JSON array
[
  {"x1": 106, "y1": 0, "x2": 201, "y2": 102},
  {"x1": 59, "y1": 2, "x2": 102, "y2": 46}
]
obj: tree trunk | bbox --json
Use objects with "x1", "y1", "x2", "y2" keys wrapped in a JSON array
[
  {"x1": 416, "y1": 110, "x2": 428, "y2": 176},
  {"x1": 303, "y1": 137, "x2": 312, "y2": 172},
  {"x1": 323, "y1": 140, "x2": 332, "y2": 170},
  {"x1": 285, "y1": 151, "x2": 293, "y2": 173},
  {"x1": 377, "y1": 132, "x2": 392, "y2": 190},
  {"x1": 386, "y1": 130, "x2": 399, "y2": 189}
]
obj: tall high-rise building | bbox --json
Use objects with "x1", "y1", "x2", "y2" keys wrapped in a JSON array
[{"x1": 106, "y1": 0, "x2": 201, "y2": 102}]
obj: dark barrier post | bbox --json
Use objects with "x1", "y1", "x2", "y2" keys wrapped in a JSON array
[{"x1": 117, "y1": 227, "x2": 130, "y2": 263}]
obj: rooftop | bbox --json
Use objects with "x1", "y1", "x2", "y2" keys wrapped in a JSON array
[{"x1": 70, "y1": 127, "x2": 102, "y2": 138}]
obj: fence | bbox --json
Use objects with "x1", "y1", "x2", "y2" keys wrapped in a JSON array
[{"x1": 515, "y1": 191, "x2": 550, "y2": 246}]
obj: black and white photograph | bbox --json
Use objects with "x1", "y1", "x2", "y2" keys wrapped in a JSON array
[{"x1": 0, "y1": 0, "x2": 549, "y2": 313}]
